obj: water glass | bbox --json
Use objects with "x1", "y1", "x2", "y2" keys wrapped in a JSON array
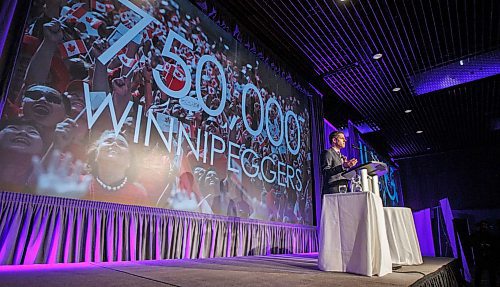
[{"x1": 339, "y1": 185, "x2": 347, "y2": 194}]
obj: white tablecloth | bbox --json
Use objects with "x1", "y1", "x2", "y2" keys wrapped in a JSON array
[
  {"x1": 318, "y1": 192, "x2": 392, "y2": 277},
  {"x1": 383, "y1": 207, "x2": 423, "y2": 265}
]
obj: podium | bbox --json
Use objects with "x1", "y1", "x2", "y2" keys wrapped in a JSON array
[
  {"x1": 342, "y1": 161, "x2": 388, "y2": 197},
  {"x1": 319, "y1": 161, "x2": 424, "y2": 275}
]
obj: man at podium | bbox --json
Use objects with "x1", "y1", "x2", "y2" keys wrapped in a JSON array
[{"x1": 321, "y1": 131, "x2": 357, "y2": 195}]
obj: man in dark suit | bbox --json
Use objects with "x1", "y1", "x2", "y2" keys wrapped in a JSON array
[{"x1": 321, "y1": 131, "x2": 358, "y2": 195}]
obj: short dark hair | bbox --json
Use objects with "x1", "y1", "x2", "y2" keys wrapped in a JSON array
[{"x1": 329, "y1": 131, "x2": 343, "y2": 144}]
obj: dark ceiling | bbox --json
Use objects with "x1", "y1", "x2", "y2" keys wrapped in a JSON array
[{"x1": 207, "y1": 0, "x2": 500, "y2": 158}]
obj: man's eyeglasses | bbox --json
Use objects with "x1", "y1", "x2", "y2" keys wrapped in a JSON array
[{"x1": 24, "y1": 90, "x2": 62, "y2": 105}]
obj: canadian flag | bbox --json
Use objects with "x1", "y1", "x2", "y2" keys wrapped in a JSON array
[
  {"x1": 78, "y1": 12, "x2": 104, "y2": 37},
  {"x1": 161, "y1": 63, "x2": 186, "y2": 91},
  {"x1": 118, "y1": 54, "x2": 137, "y2": 68},
  {"x1": 66, "y1": 3, "x2": 87, "y2": 23},
  {"x1": 91, "y1": 0, "x2": 114, "y2": 13},
  {"x1": 59, "y1": 40, "x2": 87, "y2": 58},
  {"x1": 142, "y1": 23, "x2": 155, "y2": 41},
  {"x1": 152, "y1": 24, "x2": 166, "y2": 38},
  {"x1": 79, "y1": 12, "x2": 104, "y2": 29},
  {"x1": 185, "y1": 52, "x2": 194, "y2": 65},
  {"x1": 120, "y1": 9, "x2": 133, "y2": 27}
]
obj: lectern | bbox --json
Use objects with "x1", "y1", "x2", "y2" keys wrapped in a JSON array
[{"x1": 342, "y1": 161, "x2": 388, "y2": 197}]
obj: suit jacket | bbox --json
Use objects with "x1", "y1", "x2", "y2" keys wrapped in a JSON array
[{"x1": 321, "y1": 148, "x2": 346, "y2": 191}]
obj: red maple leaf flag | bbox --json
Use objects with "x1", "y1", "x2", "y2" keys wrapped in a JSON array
[
  {"x1": 120, "y1": 9, "x2": 133, "y2": 27},
  {"x1": 91, "y1": 0, "x2": 115, "y2": 13},
  {"x1": 66, "y1": 3, "x2": 87, "y2": 23},
  {"x1": 163, "y1": 64, "x2": 186, "y2": 91},
  {"x1": 78, "y1": 12, "x2": 104, "y2": 29},
  {"x1": 59, "y1": 40, "x2": 87, "y2": 58},
  {"x1": 118, "y1": 54, "x2": 137, "y2": 68},
  {"x1": 77, "y1": 12, "x2": 104, "y2": 37}
]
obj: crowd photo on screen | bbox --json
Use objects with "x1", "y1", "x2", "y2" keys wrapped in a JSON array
[{"x1": 0, "y1": 0, "x2": 314, "y2": 225}]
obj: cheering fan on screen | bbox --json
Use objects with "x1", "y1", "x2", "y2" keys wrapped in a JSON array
[
  {"x1": 0, "y1": 118, "x2": 45, "y2": 190},
  {"x1": 83, "y1": 130, "x2": 149, "y2": 205}
]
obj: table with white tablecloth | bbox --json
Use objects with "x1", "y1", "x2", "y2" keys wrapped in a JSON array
[
  {"x1": 383, "y1": 207, "x2": 423, "y2": 265},
  {"x1": 318, "y1": 192, "x2": 392, "y2": 277}
]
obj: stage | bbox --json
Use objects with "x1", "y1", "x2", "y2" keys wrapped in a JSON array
[{"x1": 0, "y1": 253, "x2": 459, "y2": 287}]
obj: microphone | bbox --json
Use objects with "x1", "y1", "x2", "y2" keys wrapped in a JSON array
[
  {"x1": 340, "y1": 153, "x2": 347, "y2": 161},
  {"x1": 351, "y1": 145, "x2": 363, "y2": 150}
]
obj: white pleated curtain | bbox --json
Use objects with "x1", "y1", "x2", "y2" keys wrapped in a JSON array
[{"x1": 0, "y1": 191, "x2": 318, "y2": 265}]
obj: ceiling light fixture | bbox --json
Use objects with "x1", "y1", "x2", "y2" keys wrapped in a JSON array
[
  {"x1": 404, "y1": 109, "x2": 412, "y2": 113},
  {"x1": 372, "y1": 53, "x2": 383, "y2": 60},
  {"x1": 416, "y1": 130, "x2": 423, "y2": 134},
  {"x1": 459, "y1": 60, "x2": 464, "y2": 66},
  {"x1": 392, "y1": 87, "x2": 401, "y2": 92}
]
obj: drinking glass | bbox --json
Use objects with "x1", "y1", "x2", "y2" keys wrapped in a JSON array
[{"x1": 339, "y1": 185, "x2": 347, "y2": 194}]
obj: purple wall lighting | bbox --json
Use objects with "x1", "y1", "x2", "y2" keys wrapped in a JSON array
[
  {"x1": 411, "y1": 49, "x2": 500, "y2": 95},
  {"x1": 0, "y1": 0, "x2": 17, "y2": 57},
  {"x1": 353, "y1": 121, "x2": 379, "y2": 134},
  {"x1": 412, "y1": 208, "x2": 435, "y2": 257},
  {"x1": 323, "y1": 119, "x2": 338, "y2": 149},
  {"x1": 0, "y1": 0, "x2": 18, "y2": 116},
  {"x1": 458, "y1": 236, "x2": 472, "y2": 282},
  {"x1": 439, "y1": 198, "x2": 457, "y2": 258},
  {"x1": 439, "y1": 198, "x2": 473, "y2": 282}
]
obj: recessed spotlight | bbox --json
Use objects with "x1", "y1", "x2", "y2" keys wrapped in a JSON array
[
  {"x1": 404, "y1": 109, "x2": 412, "y2": 113},
  {"x1": 372, "y1": 53, "x2": 383, "y2": 60},
  {"x1": 392, "y1": 87, "x2": 401, "y2": 92},
  {"x1": 459, "y1": 60, "x2": 464, "y2": 66},
  {"x1": 416, "y1": 130, "x2": 423, "y2": 134}
]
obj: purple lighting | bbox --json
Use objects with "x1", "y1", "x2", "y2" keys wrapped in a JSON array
[
  {"x1": 0, "y1": 0, "x2": 17, "y2": 57},
  {"x1": 354, "y1": 122, "x2": 378, "y2": 134},
  {"x1": 323, "y1": 119, "x2": 338, "y2": 149},
  {"x1": 439, "y1": 198, "x2": 457, "y2": 258},
  {"x1": 411, "y1": 50, "x2": 500, "y2": 95},
  {"x1": 412, "y1": 208, "x2": 435, "y2": 257},
  {"x1": 0, "y1": 192, "x2": 318, "y2": 265},
  {"x1": 0, "y1": 262, "x2": 92, "y2": 272},
  {"x1": 0, "y1": 0, "x2": 18, "y2": 118}
]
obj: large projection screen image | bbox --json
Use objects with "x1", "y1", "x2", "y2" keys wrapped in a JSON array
[{"x1": 0, "y1": 0, "x2": 313, "y2": 225}]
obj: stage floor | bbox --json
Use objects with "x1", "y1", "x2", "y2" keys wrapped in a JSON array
[{"x1": 0, "y1": 253, "x2": 454, "y2": 287}]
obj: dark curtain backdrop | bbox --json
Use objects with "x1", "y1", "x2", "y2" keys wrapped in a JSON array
[
  {"x1": 310, "y1": 95, "x2": 324, "y2": 227},
  {"x1": 396, "y1": 146, "x2": 500, "y2": 211},
  {"x1": 0, "y1": 0, "x2": 30, "y2": 118},
  {"x1": 323, "y1": 119, "x2": 337, "y2": 149},
  {"x1": 0, "y1": 0, "x2": 17, "y2": 57}
]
